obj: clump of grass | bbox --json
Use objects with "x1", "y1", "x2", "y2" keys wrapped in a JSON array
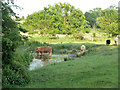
[
  {"x1": 59, "y1": 49, "x2": 67, "y2": 54},
  {"x1": 71, "y1": 49, "x2": 77, "y2": 53}
]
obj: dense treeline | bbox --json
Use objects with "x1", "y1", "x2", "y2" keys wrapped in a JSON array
[
  {"x1": 22, "y1": 3, "x2": 119, "y2": 37},
  {"x1": 2, "y1": 1, "x2": 32, "y2": 88}
]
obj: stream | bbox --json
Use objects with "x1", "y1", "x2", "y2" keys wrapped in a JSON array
[{"x1": 29, "y1": 54, "x2": 69, "y2": 70}]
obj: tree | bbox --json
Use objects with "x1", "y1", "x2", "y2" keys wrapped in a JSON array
[
  {"x1": 96, "y1": 5, "x2": 119, "y2": 37},
  {"x1": 23, "y1": 3, "x2": 88, "y2": 35},
  {"x1": 2, "y1": 1, "x2": 31, "y2": 87},
  {"x1": 84, "y1": 8, "x2": 101, "y2": 28},
  {"x1": 2, "y1": 2, "x2": 21, "y2": 64}
]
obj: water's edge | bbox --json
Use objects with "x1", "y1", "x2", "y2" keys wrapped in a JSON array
[{"x1": 29, "y1": 54, "x2": 68, "y2": 70}]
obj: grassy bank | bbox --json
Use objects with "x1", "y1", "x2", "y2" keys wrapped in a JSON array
[{"x1": 19, "y1": 44, "x2": 118, "y2": 88}]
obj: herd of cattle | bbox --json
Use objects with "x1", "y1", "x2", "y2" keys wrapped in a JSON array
[
  {"x1": 33, "y1": 45, "x2": 86, "y2": 56},
  {"x1": 33, "y1": 37, "x2": 118, "y2": 56}
]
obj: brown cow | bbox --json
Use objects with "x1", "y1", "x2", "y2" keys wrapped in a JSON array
[{"x1": 34, "y1": 46, "x2": 52, "y2": 56}]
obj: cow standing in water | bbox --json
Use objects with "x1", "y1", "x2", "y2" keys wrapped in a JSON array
[{"x1": 34, "y1": 46, "x2": 52, "y2": 56}]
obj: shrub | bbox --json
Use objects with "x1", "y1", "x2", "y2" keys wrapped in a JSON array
[
  {"x1": 93, "y1": 39, "x2": 97, "y2": 42},
  {"x1": 76, "y1": 51, "x2": 87, "y2": 57},
  {"x1": 71, "y1": 49, "x2": 77, "y2": 53},
  {"x1": 73, "y1": 32, "x2": 84, "y2": 40},
  {"x1": 84, "y1": 28, "x2": 90, "y2": 33},
  {"x1": 60, "y1": 49, "x2": 67, "y2": 54},
  {"x1": 2, "y1": 64, "x2": 30, "y2": 88},
  {"x1": 2, "y1": 49, "x2": 33, "y2": 88}
]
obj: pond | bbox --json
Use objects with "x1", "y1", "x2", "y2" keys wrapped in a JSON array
[{"x1": 29, "y1": 54, "x2": 69, "y2": 70}]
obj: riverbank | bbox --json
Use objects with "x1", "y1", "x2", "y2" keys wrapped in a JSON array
[{"x1": 19, "y1": 45, "x2": 118, "y2": 88}]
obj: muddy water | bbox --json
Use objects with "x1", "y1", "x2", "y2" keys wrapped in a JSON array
[{"x1": 29, "y1": 54, "x2": 68, "y2": 70}]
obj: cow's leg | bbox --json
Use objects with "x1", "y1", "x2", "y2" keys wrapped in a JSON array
[
  {"x1": 37, "y1": 52, "x2": 39, "y2": 56},
  {"x1": 115, "y1": 41, "x2": 117, "y2": 46},
  {"x1": 49, "y1": 51, "x2": 52, "y2": 56}
]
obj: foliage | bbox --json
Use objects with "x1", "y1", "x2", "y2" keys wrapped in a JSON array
[
  {"x1": 15, "y1": 16, "x2": 25, "y2": 21},
  {"x1": 96, "y1": 5, "x2": 119, "y2": 37},
  {"x1": 2, "y1": 1, "x2": 32, "y2": 88},
  {"x1": 23, "y1": 3, "x2": 89, "y2": 35},
  {"x1": 84, "y1": 8, "x2": 101, "y2": 28},
  {"x1": 2, "y1": 1, "x2": 21, "y2": 65},
  {"x1": 59, "y1": 49, "x2": 67, "y2": 54},
  {"x1": 2, "y1": 52, "x2": 32, "y2": 88},
  {"x1": 73, "y1": 32, "x2": 84, "y2": 40}
]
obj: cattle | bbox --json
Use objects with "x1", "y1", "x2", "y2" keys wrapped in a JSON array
[
  {"x1": 34, "y1": 46, "x2": 52, "y2": 56},
  {"x1": 80, "y1": 45, "x2": 86, "y2": 52},
  {"x1": 114, "y1": 37, "x2": 118, "y2": 46},
  {"x1": 106, "y1": 40, "x2": 111, "y2": 45}
]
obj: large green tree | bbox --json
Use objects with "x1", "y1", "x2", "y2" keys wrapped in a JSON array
[
  {"x1": 23, "y1": 3, "x2": 88, "y2": 35},
  {"x1": 96, "y1": 5, "x2": 119, "y2": 37}
]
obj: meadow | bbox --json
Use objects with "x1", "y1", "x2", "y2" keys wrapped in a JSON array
[{"x1": 17, "y1": 35, "x2": 118, "y2": 88}]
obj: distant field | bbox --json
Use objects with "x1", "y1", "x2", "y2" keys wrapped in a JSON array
[{"x1": 29, "y1": 35, "x2": 115, "y2": 45}]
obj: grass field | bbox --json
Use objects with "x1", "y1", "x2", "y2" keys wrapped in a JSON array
[
  {"x1": 18, "y1": 41, "x2": 118, "y2": 88},
  {"x1": 29, "y1": 34, "x2": 115, "y2": 45}
]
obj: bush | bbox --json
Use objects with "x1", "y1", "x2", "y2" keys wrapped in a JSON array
[
  {"x1": 71, "y1": 49, "x2": 77, "y2": 53},
  {"x1": 2, "y1": 50, "x2": 33, "y2": 88},
  {"x1": 73, "y1": 32, "x2": 84, "y2": 40},
  {"x1": 2, "y1": 64, "x2": 30, "y2": 88},
  {"x1": 76, "y1": 51, "x2": 87, "y2": 57},
  {"x1": 93, "y1": 39, "x2": 97, "y2": 42},
  {"x1": 60, "y1": 49, "x2": 67, "y2": 54},
  {"x1": 84, "y1": 28, "x2": 90, "y2": 33}
]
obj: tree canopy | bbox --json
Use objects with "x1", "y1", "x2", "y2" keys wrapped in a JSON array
[
  {"x1": 84, "y1": 8, "x2": 101, "y2": 28},
  {"x1": 23, "y1": 3, "x2": 89, "y2": 35},
  {"x1": 96, "y1": 5, "x2": 119, "y2": 37}
]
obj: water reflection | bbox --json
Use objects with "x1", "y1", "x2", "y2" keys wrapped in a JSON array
[
  {"x1": 29, "y1": 54, "x2": 68, "y2": 70},
  {"x1": 34, "y1": 55, "x2": 52, "y2": 60}
]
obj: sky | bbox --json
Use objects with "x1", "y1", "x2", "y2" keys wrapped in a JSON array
[{"x1": 12, "y1": 0, "x2": 120, "y2": 18}]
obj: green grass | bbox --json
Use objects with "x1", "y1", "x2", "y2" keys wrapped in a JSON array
[
  {"x1": 30, "y1": 33, "x2": 115, "y2": 45},
  {"x1": 19, "y1": 45, "x2": 118, "y2": 88}
]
